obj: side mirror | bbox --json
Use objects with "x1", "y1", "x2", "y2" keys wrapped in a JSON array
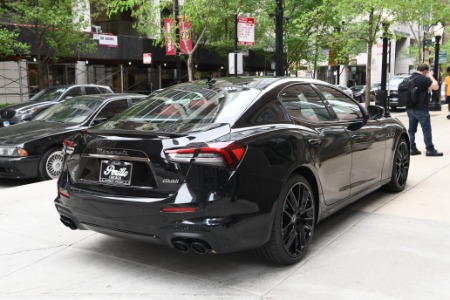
[{"x1": 367, "y1": 105, "x2": 385, "y2": 119}]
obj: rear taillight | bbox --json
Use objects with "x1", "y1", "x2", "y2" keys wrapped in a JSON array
[
  {"x1": 63, "y1": 138, "x2": 76, "y2": 155},
  {"x1": 161, "y1": 207, "x2": 197, "y2": 213},
  {"x1": 59, "y1": 187, "x2": 70, "y2": 198},
  {"x1": 164, "y1": 142, "x2": 245, "y2": 169}
]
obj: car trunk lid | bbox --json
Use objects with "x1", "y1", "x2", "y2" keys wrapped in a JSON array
[{"x1": 65, "y1": 123, "x2": 231, "y2": 197}]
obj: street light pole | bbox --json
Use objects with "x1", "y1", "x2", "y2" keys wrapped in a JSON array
[
  {"x1": 234, "y1": 14, "x2": 238, "y2": 77},
  {"x1": 380, "y1": 22, "x2": 390, "y2": 117},
  {"x1": 429, "y1": 23, "x2": 444, "y2": 111},
  {"x1": 275, "y1": 0, "x2": 283, "y2": 77},
  {"x1": 174, "y1": 0, "x2": 181, "y2": 84}
]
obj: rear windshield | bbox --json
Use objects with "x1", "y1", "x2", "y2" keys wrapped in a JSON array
[{"x1": 100, "y1": 83, "x2": 261, "y2": 126}]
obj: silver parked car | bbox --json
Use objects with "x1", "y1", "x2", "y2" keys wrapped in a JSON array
[
  {"x1": 336, "y1": 85, "x2": 353, "y2": 97},
  {"x1": 0, "y1": 84, "x2": 113, "y2": 127}
]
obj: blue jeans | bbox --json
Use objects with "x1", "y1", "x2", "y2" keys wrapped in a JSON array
[{"x1": 406, "y1": 108, "x2": 434, "y2": 151}]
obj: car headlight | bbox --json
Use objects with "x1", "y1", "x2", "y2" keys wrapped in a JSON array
[{"x1": 0, "y1": 146, "x2": 28, "y2": 157}]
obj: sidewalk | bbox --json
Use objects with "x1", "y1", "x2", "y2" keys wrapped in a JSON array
[{"x1": 0, "y1": 109, "x2": 449, "y2": 299}]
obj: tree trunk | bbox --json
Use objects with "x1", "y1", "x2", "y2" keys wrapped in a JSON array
[
  {"x1": 35, "y1": 28, "x2": 45, "y2": 90},
  {"x1": 187, "y1": 53, "x2": 194, "y2": 82},
  {"x1": 364, "y1": 10, "x2": 374, "y2": 108}
]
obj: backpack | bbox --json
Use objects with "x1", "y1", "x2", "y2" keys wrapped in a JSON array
[{"x1": 398, "y1": 76, "x2": 419, "y2": 106}]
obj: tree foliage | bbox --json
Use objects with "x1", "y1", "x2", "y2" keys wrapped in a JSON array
[
  {"x1": 390, "y1": 0, "x2": 450, "y2": 67},
  {"x1": 5, "y1": 0, "x2": 98, "y2": 89},
  {"x1": 105, "y1": 0, "x2": 217, "y2": 82},
  {"x1": 0, "y1": 28, "x2": 30, "y2": 57}
]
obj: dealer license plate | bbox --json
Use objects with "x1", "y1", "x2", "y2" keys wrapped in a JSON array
[{"x1": 99, "y1": 160, "x2": 132, "y2": 185}]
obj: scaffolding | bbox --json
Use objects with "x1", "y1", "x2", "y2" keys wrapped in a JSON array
[
  {"x1": 0, "y1": 60, "x2": 160, "y2": 105},
  {"x1": 0, "y1": 60, "x2": 29, "y2": 104}
]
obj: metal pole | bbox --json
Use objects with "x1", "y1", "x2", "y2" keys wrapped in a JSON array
[
  {"x1": 429, "y1": 35, "x2": 442, "y2": 111},
  {"x1": 275, "y1": 0, "x2": 283, "y2": 77},
  {"x1": 380, "y1": 23, "x2": 390, "y2": 117},
  {"x1": 174, "y1": 0, "x2": 181, "y2": 83},
  {"x1": 120, "y1": 64, "x2": 124, "y2": 93},
  {"x1": 234, "y1": 14, "x2": 238, "y2": 77},
  {"x1": 336, "y1": 66, "x2": 339, "y2": 85},
  {"x1": 17, "y1": 61, "x2": 23, "y2": 102}
]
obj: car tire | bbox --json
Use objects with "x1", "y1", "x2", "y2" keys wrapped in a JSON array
[
  {"x1": 383, "y1": 137, "x2": 409, "y2": 192},
  {"x1": 254, "y1": 175, "x2": 315, "y2": 265},
  {"x1": 37, "y1": 147, "x2": 64, "y2": 181}
]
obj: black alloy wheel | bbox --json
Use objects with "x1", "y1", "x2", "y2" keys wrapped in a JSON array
[
  {"x1": 384, "y1": 137, "x2": 409, "y2": 192},
  {"x1": 255, "y1": 175, "x2": 315, "y2": 265}
]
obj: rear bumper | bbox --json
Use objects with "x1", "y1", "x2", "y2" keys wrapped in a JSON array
[
  {"x1": 0, "y1": 156, "x2": 40, "y2": 179},
  {"x1": 55, "y1": 176, "x2": 274, "y2": 254}
]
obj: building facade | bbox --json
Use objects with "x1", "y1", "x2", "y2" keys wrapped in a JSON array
[{"x1": 0, "y1": 1, "x2": 271, "y2": 105}]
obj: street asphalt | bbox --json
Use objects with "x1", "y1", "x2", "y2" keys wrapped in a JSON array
[{"x1": 1, "y1": 108, "x2": 450, "y2": 299}]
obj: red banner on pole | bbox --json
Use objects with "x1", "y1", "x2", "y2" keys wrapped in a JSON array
[
  {"x1": 179, "y1": 18, "x2": 192, "y2": 54},
  {"x1": 164, "y1": 18, "x2": 176, "y2": 56}
]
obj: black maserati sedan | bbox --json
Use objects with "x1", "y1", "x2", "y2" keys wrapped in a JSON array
[
  {"x1": 55, "y1": 77, "x2": 410, "y2": 265},
  {"x1": 0, "y1": 93, "x2": 147, "y2": 181}
]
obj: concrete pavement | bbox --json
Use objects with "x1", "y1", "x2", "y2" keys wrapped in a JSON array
[{"x1": 1, "y1": 108, "x2": 450, "y2": 299}]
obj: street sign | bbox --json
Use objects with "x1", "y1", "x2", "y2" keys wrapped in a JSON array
[
  {"x1": 237, "y1": 16, "x2": 255, "y2": 46},
  {"x1": 143, "y1": 53, "x2": 152, "y2": 64},
  {"x1": 439, "y1": 51, "x2": 447, "y2": 64},
  {"x1": 97, "y1": 34, "x2": 118, "y2": 48}
]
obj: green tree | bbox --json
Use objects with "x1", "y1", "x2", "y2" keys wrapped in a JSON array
[
  {"x1": 391, "y1": 0, "x2": 450, "y2": 67},
  {"x1": 0, "y1": 6, "x2": 30, "y2": 57},
  {"x1": 106, "y1": 0, "x2": 216, "y2": 82},
  {"x1": 0, "y1": 28, "x2": 30, "y2": 57},
  {"x1": 328, "y1": 0, "x2": 395, "y2": 107},
  {"x1": 5, "y1": 0, "x2": 97, "y2": 89},
  {"x1": 200, "y1": 0, "x2": 274, "y2": 71}
]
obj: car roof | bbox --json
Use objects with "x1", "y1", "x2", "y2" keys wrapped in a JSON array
[
  {"x1": 68, "y1": 93, "x2": 147, "y2": 101},
  {"x1": 44, "y1": 84, "x2": 112, "y2": 88},
  {"x1": 171, "y1": 76, "x2": 334, "y2": 92}
]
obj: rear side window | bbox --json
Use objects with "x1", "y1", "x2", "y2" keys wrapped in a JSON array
[
  {"x1": 96, "y1": 100, "x2": 129, "y2": 120},
  {"x1": 130, "y1": 97, "x2": 145, "y2": 105},
  {"x1": 64, "y1": 87, "x2": 83, "y2": 99},
  {"x1": 85, "y1": 86, "x2": 101, "y2": 94},
  {"x1": 98, "y1": 87, "x2": 112, "y2": 93},
  {"x1": 279, "y1": 84, "x2": 332, "y2": 123}
]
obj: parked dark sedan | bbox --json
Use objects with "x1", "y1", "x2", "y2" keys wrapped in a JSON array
[
  {"x1": 0, "y1": 84, "x2": 113, "y2": 126},
  {"x1": 55, "y1": 77, "x2": 410, "y2": 265},
  {"x1": 0, "y1": 93, "x2": 147, "y2": 181},
  {"x1": 350, "y1": 85, "x2": 365, "y2": 102}
]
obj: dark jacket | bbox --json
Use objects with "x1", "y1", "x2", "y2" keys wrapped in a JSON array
[{"x1": 407, "y1": 72, "x2": 432, "y2": 110}]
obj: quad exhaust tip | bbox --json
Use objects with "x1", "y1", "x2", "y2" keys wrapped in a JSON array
[
  {"x1": 60, "y1": 216, "x2": 77, "y2": 230},
  {"x1": 172, "y1": 239, "x2": 212, "y2": 254}
]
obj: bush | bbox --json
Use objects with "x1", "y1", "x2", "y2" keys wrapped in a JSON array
[{"x1": 0, "y1": 103, "x2": 11, "y2": 109}]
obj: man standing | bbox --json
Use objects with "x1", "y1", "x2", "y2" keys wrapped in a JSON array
[
  {"x1": 406, "y1": 63, "x2": 443, "y2": 157},
  {"x1": 445, "y1": 66, "x2": 450, "y2": 119}
]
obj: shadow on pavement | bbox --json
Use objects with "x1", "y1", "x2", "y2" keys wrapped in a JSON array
[{"x1": 0, "y1": 178, "x2": 39, "y2": 189}]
